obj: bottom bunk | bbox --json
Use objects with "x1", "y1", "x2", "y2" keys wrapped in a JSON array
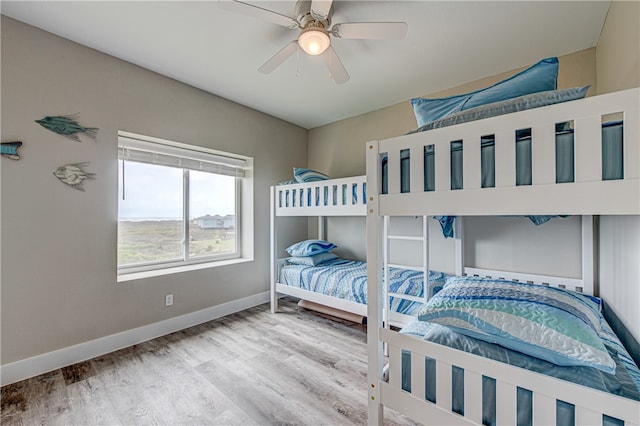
[
  {"x1": 274, "y1": 255, "x2": 449, "y2": 326},
  {"x1": 373, "y1": 272, "x2": 640, "y2": 426}
]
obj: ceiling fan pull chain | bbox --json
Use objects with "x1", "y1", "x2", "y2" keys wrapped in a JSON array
[{"x1": 296, "y1": 47, "x2": 300, "y2": 79}]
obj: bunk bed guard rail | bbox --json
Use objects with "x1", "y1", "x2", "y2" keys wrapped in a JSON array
[
  {"x1": 273, "y1": 175, "x2": 367, "y2": 216},
  {"x1": 369, "y1": 88, "x2": 639, "y2": 217}
]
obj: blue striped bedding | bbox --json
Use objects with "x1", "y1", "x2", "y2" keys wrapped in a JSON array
[
  {"x1": 279, "y1": 258, "x2": 448, "y2": 315},
  {"x1": 398, "y1": 276, "x2": 640, "y2": 425},
  {"x1": 416, "y1": 276, "x2": 614, "y2": 372},
  {"x1": 400, "y1": 319, "x2": 640, "y2": 425}
]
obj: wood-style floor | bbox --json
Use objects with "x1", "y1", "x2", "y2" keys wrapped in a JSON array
[{"x1": 1, "y1": 298, "x2": 417, "y2": 425}]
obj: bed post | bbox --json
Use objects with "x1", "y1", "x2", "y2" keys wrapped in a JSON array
[
  {"x1": 270, "y1": 186, "x2": 278, "y2": 313},
  {"x1": 317, "y1": 215, "x2": 326, "y2": 240},
  {"x1": 582, "y1": 215, "x2": 597, "y2": 296},
  {"x1": 422, "y1": 215, "x2": 430, "y2": 302},
  {"x1": 454, "y1": 216, "x2": 464, "y2": 276},
  {"x1": 366, "y1": 140, "x2": 384, "y2": 425}
]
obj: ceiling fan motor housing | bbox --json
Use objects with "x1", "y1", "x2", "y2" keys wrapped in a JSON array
[{"x1": 296, "y1": 0, "x2": 332, "y2": 29}]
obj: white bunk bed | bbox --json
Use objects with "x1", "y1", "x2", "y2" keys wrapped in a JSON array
[
  {"x1": 365, "y1": 88, "x2": 640, "y2": 425},
  {"x1": 270, "y1": 176, "x2": 447, "y2": 326},
  {"x1": 270, "y1": 175, "x2": 369, "y2": 317}
]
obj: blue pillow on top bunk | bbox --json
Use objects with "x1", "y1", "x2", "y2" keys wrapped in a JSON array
[
  {"x1": 409, "y1": 85, "x2": 590, "y2": 135},
  {"x1": 287, "y1": 252, "x2": 339, "y2": 266},
  {"x1": 416, "y1": 276, "x2": 616, "y2": 374},
  {"x1": 293, "y1": 167, "x2": 329, "y2": 183},
  {"x1": 411, "y1": 57, "x2": 558, "y2": 128},
  {"x1": 286, "y1": 239, "x2": 337, "y2": 257}
]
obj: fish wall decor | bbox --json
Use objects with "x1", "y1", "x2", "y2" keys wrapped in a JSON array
[
  {"x1": 1, "y1": 141, "x2": 22, "y2": 160},
  {"x1": 53, "y1": 162, "x2": 96, "y2": 191},
  {"x1": 35, "y1": 114, "x2": 98, "y2": 142}
]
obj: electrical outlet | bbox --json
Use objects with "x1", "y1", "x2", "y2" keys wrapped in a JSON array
[{"x1": 165, "y1": 294, "x2": 174, "y2": 306}]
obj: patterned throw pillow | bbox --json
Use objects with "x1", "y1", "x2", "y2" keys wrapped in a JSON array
[
  {"x1": 287, "y1": 252, "x2": 339, "y2": 266},
  {"x1": 293, "y1": 167, "x2": 329, "y2": 183},
  {"x1": 416, "y1": 276, "x2": 615, "y2": 373},
  {"x1": 285, "y1": 239, "x2": 337, "y2": 257}
]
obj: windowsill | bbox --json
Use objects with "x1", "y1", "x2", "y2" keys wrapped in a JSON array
[{"x1": 117, "y1": 257, "x2": 253, "y2": 283}]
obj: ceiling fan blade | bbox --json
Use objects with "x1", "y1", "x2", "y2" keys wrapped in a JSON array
[
  {"x1": 310, "y1": 0, "x2": 333, "y2": 20},
  {"x1": 258, "y1": 41, "x2": 298, "y2": 74},
  {"x1": 332, "y1": 22, "x2": 408, "y2": 39},
  {"x1": 320, "y1": 46, "x2": 349, "y2": 84},
  {"x1": 218, "y1": 0, "x2": 299, "y2": 29}
]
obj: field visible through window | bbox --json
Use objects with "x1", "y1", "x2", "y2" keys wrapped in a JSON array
[{"x1": 118, "y1": 220, "x2": 236, "y2": 266}]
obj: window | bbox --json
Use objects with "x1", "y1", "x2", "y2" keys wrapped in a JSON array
[{"x1": 117, "y1": 133, "x2": 250, "y2": 274}]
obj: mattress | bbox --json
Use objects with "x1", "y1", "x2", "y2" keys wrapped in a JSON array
[
  {"x1": 278, "y1": 258, "x2": 448, "y2": 316},
  {"x1": 399, "y1": 318, "x2": 640, "y2": 426}
]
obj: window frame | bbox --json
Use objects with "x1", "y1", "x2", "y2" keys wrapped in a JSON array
[{"x1": 116, "y1": 132, "x2": 250, "y2": 277}]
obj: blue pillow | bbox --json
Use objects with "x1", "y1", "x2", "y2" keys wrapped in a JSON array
[
  {"x1": 411, "y1": 57, "x2": 558, "y2": 128},
  {"x1": 287, "y1": 252, "x2": 339, "y2": 266},
  {"x1": 285, "y1": 239, "x2": 337, "y2": 257},
  {"x1": 293, "y1": 167, "x2": 329, "y2": 183},
  {"x1": 410, "y1": 86, "x2": 589, "y2": 134},
  {"x1": 410, "y1": 93, "x2": 471, "y2": 128},
  {"x1": 416, "y1": 276, "x2": 615, "y2": 373}
]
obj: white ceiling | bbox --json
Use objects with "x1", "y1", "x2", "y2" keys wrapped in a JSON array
[{"x1": 1, "y1": 1, "x2": 611, "y2": 129}]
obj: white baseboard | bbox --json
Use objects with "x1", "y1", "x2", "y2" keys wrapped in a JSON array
[{"x1": 0, "y1": 291, "x2": 270, "y2": 386}]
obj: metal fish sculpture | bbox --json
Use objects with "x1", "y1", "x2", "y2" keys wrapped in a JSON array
[
  {"x1": 53, "y1": 162, "x2": 96, "y2": 191},
  {"x1": 35, "y1": 114, "x2": 98, "y2": 142},
  {"x1": 1, "y1": 141, "x2": 22, "y2": 160}
]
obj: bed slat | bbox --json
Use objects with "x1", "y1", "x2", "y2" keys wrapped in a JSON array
[
  {"x1": 388, "y1": 344, "x2": 402, "y2": 390},
  {"x1": 531, "y1": 123, "x2": 556, "y2": 185},
  {"x1": 532, "y1": 393, "x2": 555, "y2": 425},
  {"x1": 436, "y1": 359, "x2": 453, "y2": 413},
  {"x1": 410, "y1": 145, "x2": 423, "y2": 193},
  {"x1": 435, "y1": 139, "x2": 450, "y2": 192},
  {"x1": 496, "y1": 381, "x2": 517, "y2": 426},
  {"x1": 574, "y1": 116, "x2": 602, "y2": 183},
  {"x1": 494, "y1": 130, "x2": 515, "y2": 188},
  {"x1": 410, "y1": 351, "x2": 426, "y2": 400},
  {"x1": 464, "y1": 136, "x2": 481, "y2": 189},
  {"x1": 576, "y1": 406, "x2": 604, "y2": 426},
  {"x1": 463, "y1": 369, "x2": 483, "y2": 424}
]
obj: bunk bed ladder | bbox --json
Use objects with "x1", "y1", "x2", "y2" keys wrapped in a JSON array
[{"x1": 383, "y1": 215, "x2": 430, "y2": 328}]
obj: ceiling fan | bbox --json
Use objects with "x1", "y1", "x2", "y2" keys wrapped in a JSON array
[{"x1": 218, "y1": 0, "x2": 408, "y2": 84}]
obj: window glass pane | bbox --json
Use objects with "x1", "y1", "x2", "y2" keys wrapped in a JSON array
[
  {"x1": 118, "y1": 161, "x2": 184, "y2": 266},
  {"x1": 188, "y1": 170, "x2": 237, "y2": 258}
]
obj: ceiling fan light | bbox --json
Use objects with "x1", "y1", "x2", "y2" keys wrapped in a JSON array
[{"x1": 298, "y1": 29, "x2": 330, "y2": 56}]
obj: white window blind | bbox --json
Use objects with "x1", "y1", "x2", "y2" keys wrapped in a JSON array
[{"x1": 118, "y1": 136, "x2": 246, "y2": 177}]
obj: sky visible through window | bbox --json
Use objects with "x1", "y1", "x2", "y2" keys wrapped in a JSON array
[{"x1": 118, "y1": 160, "x2": 235, "y2": 220}]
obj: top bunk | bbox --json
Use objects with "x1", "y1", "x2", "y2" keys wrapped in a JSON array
[
  {"x1": 365, "y1": 88, "x2": 639, "y2": 217},
  {"x1": 271, "y1": 175, "x2": 367, "y2": 217}
]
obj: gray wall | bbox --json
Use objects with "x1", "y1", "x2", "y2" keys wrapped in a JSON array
[{"x1": 1, "y1": 17, "x2": 308, "y2": 365}]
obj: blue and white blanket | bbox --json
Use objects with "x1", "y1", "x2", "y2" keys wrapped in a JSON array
[
  {"x1": 279, "y1": 258, "x2": 448, "y2": 316},
  {"x1": 403, "y1": 275, "x2": 640, "y2": 402}
]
